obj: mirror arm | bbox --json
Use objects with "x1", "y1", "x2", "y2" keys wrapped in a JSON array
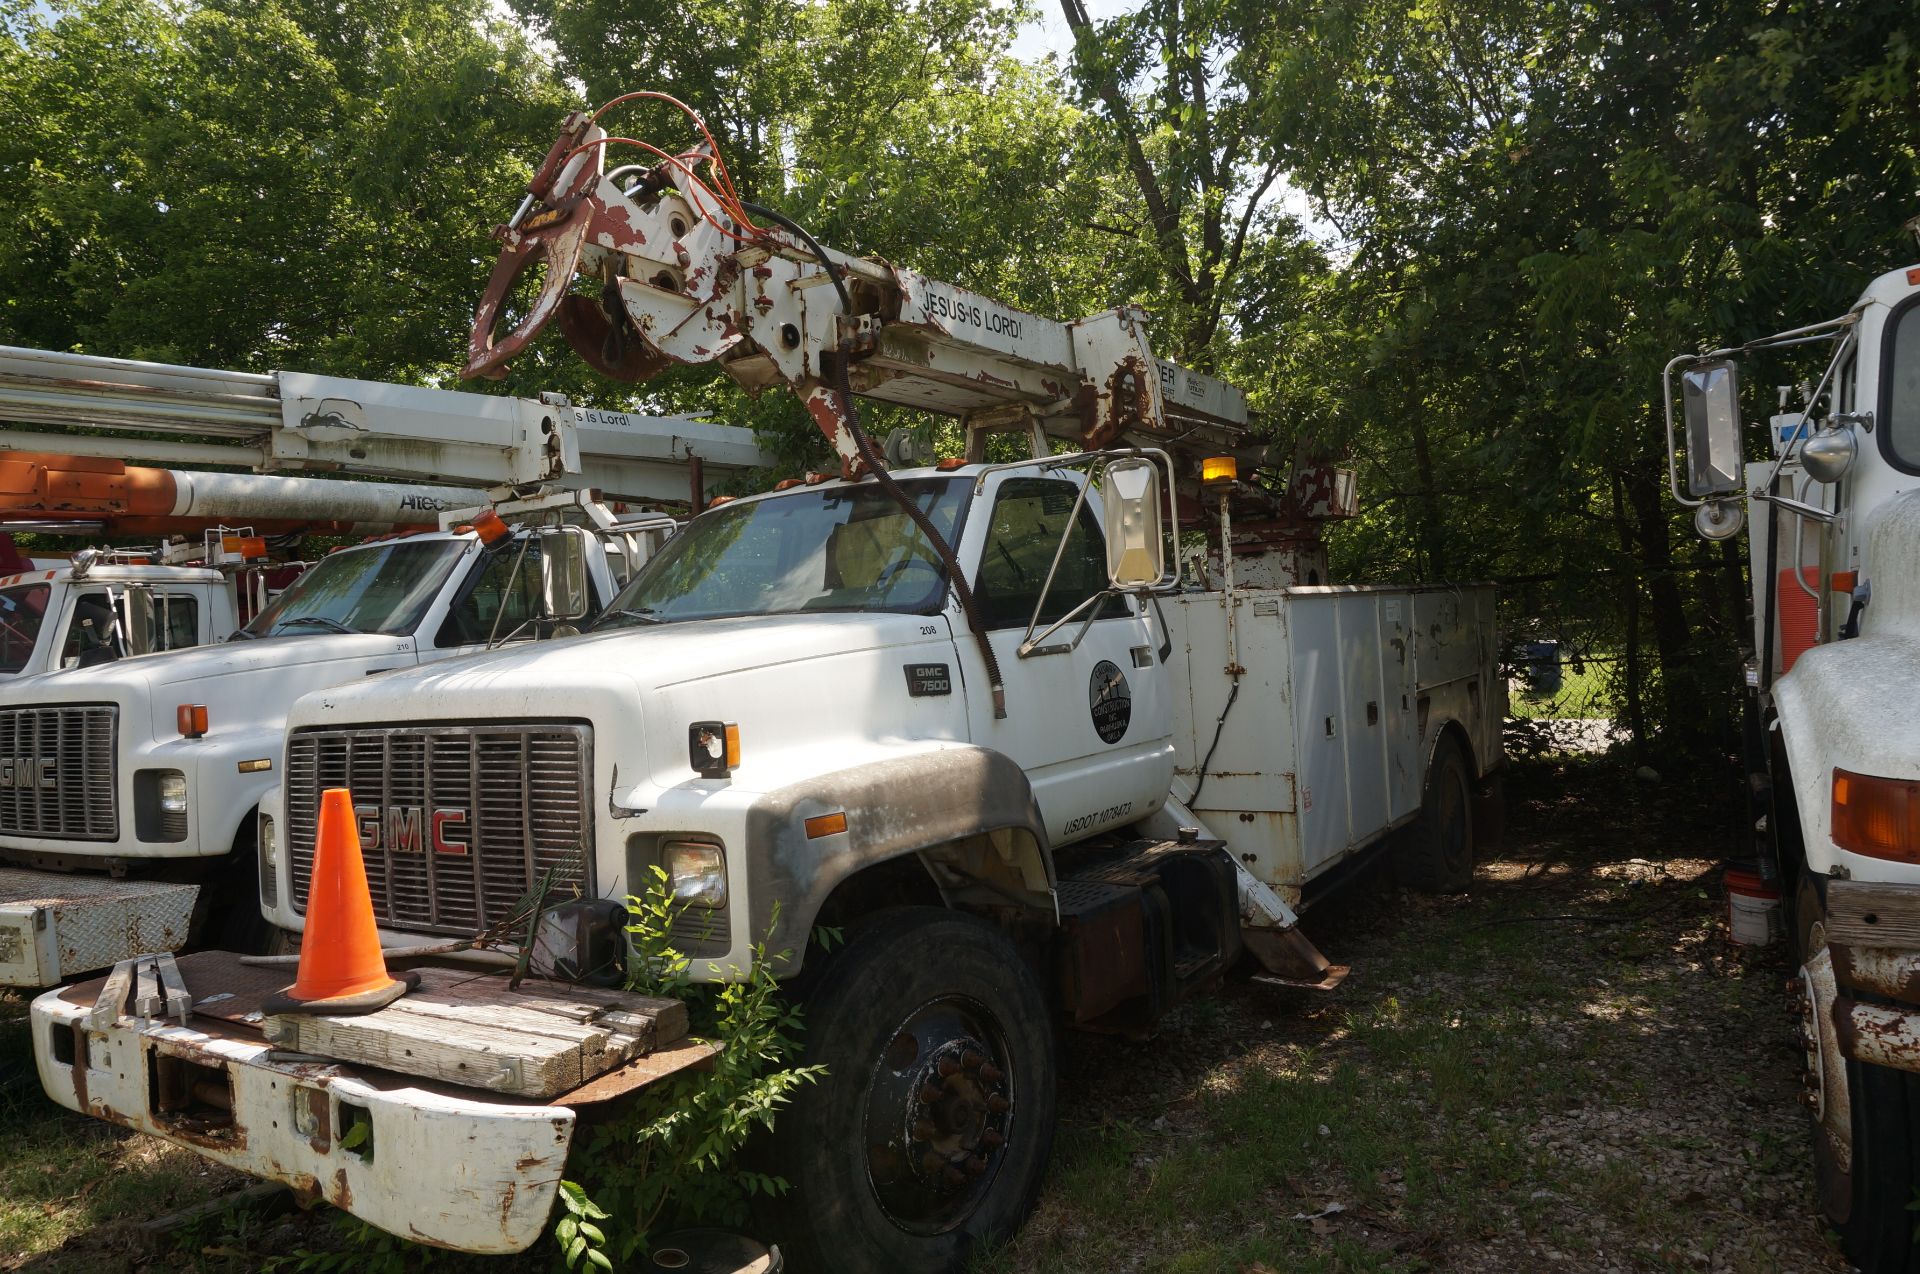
[{"x1": 1017, "y1": 589, "x2": 1110, "y2": 658}]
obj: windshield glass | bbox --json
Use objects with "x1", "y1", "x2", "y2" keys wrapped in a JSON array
[
  {"x1": 0, "y1": 583, "x2": 52, "y2": 674},
  {"x1": 244, "y1": 540, "x2": 468, "y2": 637},
  {"x1": 597, "y1": 479, "x2": 969, "y2": 626}
]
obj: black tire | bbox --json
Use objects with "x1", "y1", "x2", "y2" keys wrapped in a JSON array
[
  {"x1": 765, "y1": 907, "x2": 1056, "y2": 1273},
  {"x1": 1399, "y1": 735, "x2": 1475, "y2": 894},
  {"x1": 1800, "y1": 874, "x2": 1920, "y2": 1270},
  {"x1": 197, "y1": 822, "x2": 276, "y2": 955},
  {"x1": 1796, "y1": 873, "x2": 1853, "y2": 1226}
]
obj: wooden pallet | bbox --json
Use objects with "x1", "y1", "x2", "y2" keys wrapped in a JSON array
[{"x1": 260, "y1": 967, "x2": 689, "y2": 1100}]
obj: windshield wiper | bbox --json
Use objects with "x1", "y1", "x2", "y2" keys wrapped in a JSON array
[
  {"x1": 597, "y1": 606, "x2": 662, "y2": 628},
  {"x1": 277, "y1": 616, "x2": 357, "y2": 635},
  {"x1": 227, "y1": 628, "x2": 258, "y2": 641}
]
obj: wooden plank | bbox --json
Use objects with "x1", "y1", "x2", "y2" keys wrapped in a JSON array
[
  {"x1": 555, "y1": 1039, "x2": 723, "y2": 1106},
  {"x1": 1828, "y1": 880, "x2": 1920, "y2": 948},
  {"x1": 260, "y1": 967, "x2": 689, "y2": 1099}
]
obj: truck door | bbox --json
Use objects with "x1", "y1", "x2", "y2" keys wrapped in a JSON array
[{"x1": 963, "y1": 474, "x2": 1173, "y2": 845}]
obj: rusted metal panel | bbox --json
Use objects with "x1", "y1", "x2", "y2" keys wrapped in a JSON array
[
  {"x1": 1830, "y1": 942, "x2": 1920, "y2": 1003},
  {"x1": 1834, "y1": 995, "x2": 1920, "y2": 1075}
]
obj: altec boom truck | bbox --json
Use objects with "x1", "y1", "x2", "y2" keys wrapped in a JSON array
[
  {"x1": 30, "y1": 107, "x2": 1501, "y2": 1268},
  {"x1": 1668, "y1": 262, "x2": 1920, "y2": 1274},
  {"x1": 0, "y1": 346, "x2": 772, "y2": 987}
]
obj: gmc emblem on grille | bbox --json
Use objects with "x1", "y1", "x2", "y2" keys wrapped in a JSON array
[
  {"x1": 0, "y1": 758, "x2": 55, "y2": 790},
  {"x1": 354, "y1": 804, "x2": 469, "y2": 855}
]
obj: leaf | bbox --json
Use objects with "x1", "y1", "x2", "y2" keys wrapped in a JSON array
[
  {"x1": 587, "y1": 1252, "x2": 614, "y2": 1272},
  {"x1": 338, "y1": 1121, "x2": 369, "y2": 1150}
]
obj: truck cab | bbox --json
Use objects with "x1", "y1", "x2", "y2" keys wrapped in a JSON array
[
  {"x1": 1670, "y1": 263, "x2": 1920, "y2": 1274},
  {"x1": 0, "y1": 516, "x2": 654, "y2": 986},
  {"x1": 0, "y1": 559, "x2": 238, "y2": 680}
]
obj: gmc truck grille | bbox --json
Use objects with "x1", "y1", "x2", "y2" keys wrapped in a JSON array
[
  {"x1": 0, "y1": 705, "x2": 117, "y2": 841},
  {"x1": 286, "y1": 723, "x2": 593, "y2": 936}
]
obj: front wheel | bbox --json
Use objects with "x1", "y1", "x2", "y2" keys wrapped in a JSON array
[
  {"x1": 766, "y1": 907, "x2": 1057, "y2": 1273},
  {"x1": 1799, "y1": 874, "x2": 1920, "y2": 1272}
]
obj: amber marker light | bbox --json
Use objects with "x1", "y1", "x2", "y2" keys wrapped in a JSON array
[
  {"x1": 1201, "y1": 455, "x2": 1238, "y2": 484},
  {"x1": 805, "y1": 811, "x2": 848, "y2": 839},
  {"x1": 1832, "y1": 768, "x2": 1920, "y2": 863},
  {"x1": 473, "y1": 509, "x2": 512, "y2": 546},
  {"x1": 177, "y1": 704, "x2": 209, "y2": 738}
]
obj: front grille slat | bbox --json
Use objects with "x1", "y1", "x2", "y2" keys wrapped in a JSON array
[
  {"x1": 0, "y1": 705, "x2": 117, "y2": 841},
  {"x1": 286, "y1": 722, "x2": 592, "y2": 937}
]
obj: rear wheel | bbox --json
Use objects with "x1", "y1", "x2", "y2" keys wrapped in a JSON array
[
  {"x1": 1400, "y1": 735, "x2": 1475, "y2": 894},
  {"x1": 766, "y1": 907, "x2": 1056, "y2": 1273}
]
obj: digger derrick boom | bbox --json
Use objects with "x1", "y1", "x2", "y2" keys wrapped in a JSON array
[{"x1": 465, "y1": 114, "x2": 1251, "y2": 473}]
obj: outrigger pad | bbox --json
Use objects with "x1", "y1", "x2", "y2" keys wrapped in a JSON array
[{"x1": 260, "y1": 969, "x2": 421, "y2": 1017}]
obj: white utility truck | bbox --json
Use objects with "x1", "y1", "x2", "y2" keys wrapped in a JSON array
[
  {"x1": 30, "y1": 108, "x2": 1501, "y2": 1269},
  {"x1": 1666, "y1": 260, "x2": 1920, "y2": 1274},
  {"x1": 0, "y1": 446, "x2": 498, "y2": 679},
  {"x1": 0, "y1": 347, "x2": 773, "y2": 987}
]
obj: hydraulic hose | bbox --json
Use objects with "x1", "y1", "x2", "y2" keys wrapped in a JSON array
[{"x1": 741, "y1": 200, "x2": 1008, "y2": 718}]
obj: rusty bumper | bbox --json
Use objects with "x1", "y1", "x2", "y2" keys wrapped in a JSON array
[
  {"x1": 1826, "y1": 880, "x2": 1920, "y2": 1076},
  {"x1": 31, "y1": 986, "x2": 575, "y2": 1253}
]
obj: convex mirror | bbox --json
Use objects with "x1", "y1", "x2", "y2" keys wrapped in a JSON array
[{"x1": 1102, "y1": 457, "x2": 1166, "y2": 589}]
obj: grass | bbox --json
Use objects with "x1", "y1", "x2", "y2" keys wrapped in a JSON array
[
  {"x1": 0, "y1": 758, "x2": 1846, "y2": 1272},
  {"x1": 1506, "y1": 659, "x2": 1615, "y2": 721}
]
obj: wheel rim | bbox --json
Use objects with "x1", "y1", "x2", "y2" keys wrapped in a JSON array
[{"x1": 861, "y1": 994, "x2": 1016, "y2": 1236}]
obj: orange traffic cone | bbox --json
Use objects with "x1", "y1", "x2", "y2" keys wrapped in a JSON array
[{"x1": 263, "y1": 788, "x2": 418, "y2": 1015}]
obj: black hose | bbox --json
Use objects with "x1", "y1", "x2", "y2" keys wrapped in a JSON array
[
  {"x1": 742, "y1": 199, "x2": 1008, "y2": 717},
  {"x1": 1187, "y1": 680, "x2": 1239, "y2": 805}
]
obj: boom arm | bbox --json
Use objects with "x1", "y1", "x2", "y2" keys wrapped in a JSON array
[{"x1": 464, "y1": 110, "x2": 1252, "y2": 474}]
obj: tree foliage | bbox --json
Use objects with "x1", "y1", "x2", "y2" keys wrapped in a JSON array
[{"x1": 1, "y1": 0, "x2": 1916, "y2": 761}]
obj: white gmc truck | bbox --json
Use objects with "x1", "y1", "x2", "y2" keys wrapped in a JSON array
[
  {"x1": 1, "y1": 554, "x2": 247, "y2": 681},
  {"x1": 0, "y1": 514, "x2": 656, "y2": 986},
  {"x1": 1667, "y1": 260, "x2": 1920, "y2": 1274},
  {"x1": 28, "y1": 111, "x2": 1501, "y2": 1270}
]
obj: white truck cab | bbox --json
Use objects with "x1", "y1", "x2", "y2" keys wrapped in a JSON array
[
  {"x1": 0, "y1": 559, "x2": 240, "y2": 680},
  {"x1": 1668, "y1": 262, "x2": 1920, "y2": 1274},
  {"x1": 0, "y1": 516, "x2": 653, "y2": 986}
]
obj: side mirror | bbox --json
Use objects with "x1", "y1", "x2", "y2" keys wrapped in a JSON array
[
  {"x1": 1680, "y1": 360, "x2": 1744, "y2": 498},
  {"x1": 1102, "y1": 458, "x2": 1166, "y2": 589},
  {"x1": 537, "y1": 527, "x2": 591, "y2": 622},
  {"x1": 119, "y1": 586, "x2": 154, "y2": 657}
]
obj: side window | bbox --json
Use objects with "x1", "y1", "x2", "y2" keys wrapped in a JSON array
[
  {"x1": 1886, "y1": 300, "x2": 1920, "y2": 472},
  {"x1": 436, "y1": 542, "x2": 544, "y2": 647},
  {"x1": 150, "y1": 594, "x2": 200, "y2": 652},
  {"x1": 62, "y1": 591, "x2": 122, "y2": 668},
  {"x1": 973, "y1": 478, "x2": 1118, "y2": 631}
]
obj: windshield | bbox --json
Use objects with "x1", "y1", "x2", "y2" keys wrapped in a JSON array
[
  {"x1": 0, "y1": 583, "x2": 52, "y2": 674},
  {"x1": 244, "y1": 540, "x2": 468, "y2": 637},
  {"x1": 596, "y1": 479, "x2": 970, "y2": 627}
]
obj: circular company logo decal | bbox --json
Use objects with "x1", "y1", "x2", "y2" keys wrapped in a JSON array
[{"x1": 1089, "y1": 659, "x2": 1132, "y2": 744}]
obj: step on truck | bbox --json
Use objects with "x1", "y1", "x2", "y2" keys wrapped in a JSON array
[
  {"x1": 1666, "y1": 260, "x2": 1920, "y2": 1274},
  {"x1": 0, "y1": 349, "x2": 773, "y2": 988},
  {"x1": 30, "y1": 104, "x2": 1502, "y2": 1269}
]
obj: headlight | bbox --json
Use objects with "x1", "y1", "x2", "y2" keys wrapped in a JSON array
[
  {"x1": 159, "y1": 772, "x2": 188, "y2": 814},
  {"x1": 258, "y1": 815, "x2": 278, "y2": 908},
  {"x1": 663, "y1": 841, "x2": 726, "y2": 908}
]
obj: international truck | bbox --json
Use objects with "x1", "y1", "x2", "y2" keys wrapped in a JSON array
[
  {"x1": 0, "y1": 349, "x2": 773, "y2": 987},
  {"x1": 1666, "y1": 260, "x2": 1920, "y2": 1274},
  {"x1": 28, "y1": 105, "x2": 1502, "y2": 1270}
]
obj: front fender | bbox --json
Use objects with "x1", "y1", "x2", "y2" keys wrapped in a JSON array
[
  {"x1": 1775, "y1": 633, "x2": 1920, "y2": 883},
  {"x1": 744, "y1": 745, "x2": 1053, "y2": 965},
  {"x1": 180, "y1": 728, "x2": 287, "y2": 858}
]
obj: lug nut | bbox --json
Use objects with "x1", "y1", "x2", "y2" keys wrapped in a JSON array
[
  {"x1": 987, "y1": 1094, "x2": 1010, "y2": 1114},
  {"x1": 918, "y1": 1082, "x2": 944, "y2": 1103},
  {"x1": 979, "y1": 1063, "x2": 1005, "y2": 1084},
  {"x1": 980, "y1": 1129, "x2": 1005, "y2": 1149},
  {"x1": 914, "y1": 1118, "x2": 937, "y2": 1141},
  {"x1": 966, "y1": 1155, "x2": 989, "y2": 1176},
  {"x1": 1799, "y1": 1001, "x2": 1814, "y2": 1017},
  {"x1": 1799, "y1": 1091, "x2": 1819, "y2": 1110},
  {"x1": 942, "y1": 1166, "x2": 967, "y2": 1188},
  {"x1": 962, "y1": 1050, "x2": 984, "y2": 1070},
  {"x1": 921, "y1": 1151, "x2": 948, "y2": 1177},
  {"x1": 937, "y1": 1057, "x2": 962, "y2": 1078},
  {"x1": 1786, "y1": 977, "x2": 1806, "y2": 996}
]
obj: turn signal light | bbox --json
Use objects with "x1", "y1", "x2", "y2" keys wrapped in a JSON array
[
  {"x1": 177, "y1": 704, "x2": 209, "y2": 738},
  {"x1": 688, "y1": 721, "x2": 741, "y2": 778},
  {"x1": 221, "y1": 535, "x2": 268, "y2": 560},
  {"x1": 1830, "y1": 570, "x2": 1858, "y2": 594},
  {"x1": 1201, "y1": 455, "x2": 1238, "y2": 484},
  {"x1": 1832, "y1": 769, "x2": 1920, "y2": 863}
]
